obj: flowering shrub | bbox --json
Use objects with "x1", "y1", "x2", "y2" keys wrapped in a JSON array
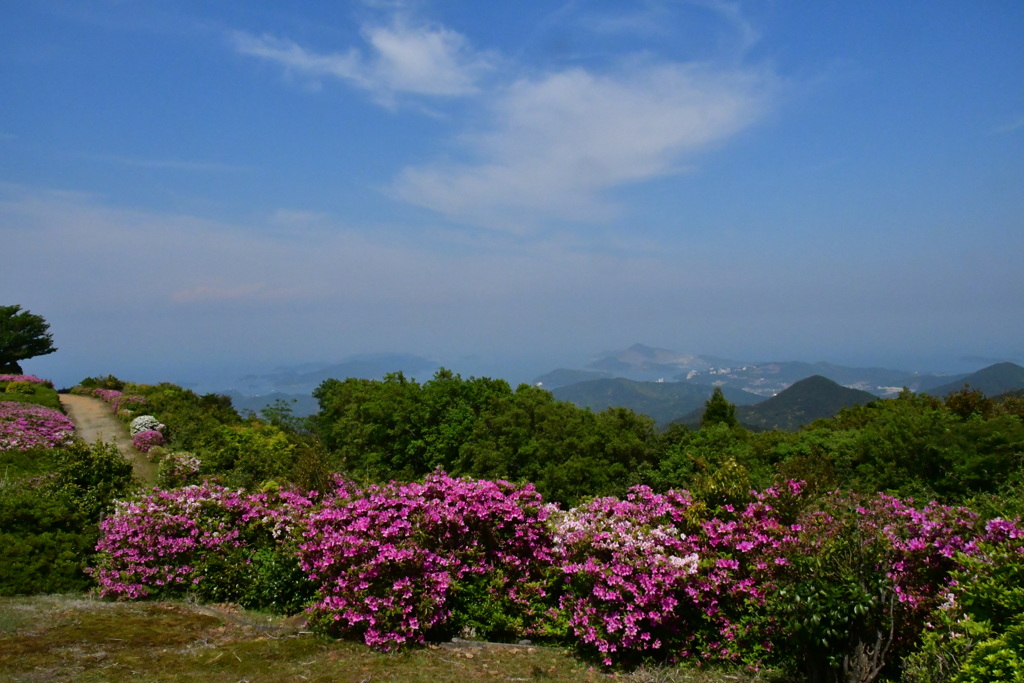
[
  {"x1": 299, "y1": 472, "x2": 559, "y2": 651},
  {"x1": 760, "y1": 493, "x2": 1011, "y2": 682},
  {"x1": 156, "y1": 451, "x2": 201, "y2": 488},
  {"x1": 132, "y1": 429, "x2": 165, "y2": 453},
  {"x1": 903, "y1": 519, "x2": 1024, "y2": 683},
  {"x1": 92, "y1": 483, "x2": 317, "y2": 612},
  {"x1": 129, "y1": 415, "x2": 162, "y2": 436},
  {"x1": 111, "y1": 394, "x2": 148, "y2": 413},
  {"x1": 555, "y1": 483, "x2": 801, "y2": 667},
  {"x1": 554, "y1": 488, "x2": 699, "y2": 665},
  {"x1": 89, "y1": 470, "x2": 1024, "y2": 676},
  {"x1": 0, "y1": 374, "x2": 51, "y2": 386},
  {"x1": 92, "y1": 388, "x2": 123, "y2": 404},
  {"x1": 0, "y1": 401, "x2": 76, "y2": 450}
]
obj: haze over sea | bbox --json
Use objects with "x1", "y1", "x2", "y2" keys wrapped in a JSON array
[{"x1": 3, "y1": 2, "x2": 1022, "y2": 391}]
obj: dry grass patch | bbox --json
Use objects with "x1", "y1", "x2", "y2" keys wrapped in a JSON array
[{"x1": 0, "y1": 595, "x2": 776, "y2": 682}]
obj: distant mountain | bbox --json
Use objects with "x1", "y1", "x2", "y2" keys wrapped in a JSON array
[
  {"x1": 677, "y1": 360, "x2": 954, "y2": 397},
  {"x1": 237, "y1": 353, "x2": 441, "y2": 394},
  {"x1": 735, "y1": 375, "x2": 878, "y2": 432},
  {"x1": 923, "y1": 362, "x2": 1024, "y2": 397},
  {"x1": 551, "y1": 377, "x2": 761, "y2": 427},
  {"x1": 223, "y1": 391, "x2": 319, "y2": 418},
  {"x1": 541, "y1": 343, "x2": 957, "y2": 398},
  {"x1": 533, "y1": 368, "x2": 610, "y2": 389},
  {"x1": 580, "y1": 344, "x2": 726, "y2": 382}
]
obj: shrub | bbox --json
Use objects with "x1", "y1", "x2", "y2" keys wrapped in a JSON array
[
  {"x1": 0, "y1": 441, "x2": 135, "y2": 595},
  {"x1": 4, "y1": 381, "x2": 37, "y2": 395},
  {"x1": 92, "y1": 484, "x2": 317, "y2": 613},
  {"x1": 299, "y1": 472, "x2": 559, "y2": 650},
  {"x1": 0, "y1": 374, "x2": 51, "y2": 387},
  {"x1": 763, "y1": 493, "x2": 995, "y2": 683},
  {"x1": 0, "y1": 479, "x2": 97, "y2": 595},
  {"x1": 129, "y1": 414, "x2": 163, "y2": 436},
  {"x1": 77, "y1": 375, "x2": 125, "y2": 391},
  {"x1": 111, "y1": 394, "x2": 148, "y2": 414},
  {"x1": 132, "y1": 429, "x2": 165, "y2": 453},
  {"x1": 92, "y1": 388, "x2": 124, "y2": 404},
  {"x1": 156, "y1": 451, "x2": 201, "y2": 488},
  {"x1": 903, "y1": 520, "x2": 1024, "y2": 683}
]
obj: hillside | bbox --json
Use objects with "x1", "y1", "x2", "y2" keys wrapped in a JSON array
[
  {"x1": 672, "y1": 375, "x2": 878, "y2": 431},
  {"x1": 735, "y1": 375, "x2": 879, "y2": 432},
  {"x1": 923, "y1": 361, "x2": 1024, "y2": 397},
  {"x1": 551, "y1": 377, "x2": 761, "y2": 426}
]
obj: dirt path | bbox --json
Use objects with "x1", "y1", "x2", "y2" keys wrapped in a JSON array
[{"x1": 59, "y1": 393, "x2": 158, "y2": 485}]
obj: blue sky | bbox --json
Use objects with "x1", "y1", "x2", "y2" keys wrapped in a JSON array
[{"x1": 3, "y1": 0, "x2": 1023, "y2": 389}]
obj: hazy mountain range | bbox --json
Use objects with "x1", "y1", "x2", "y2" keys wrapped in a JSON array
[
  {"x1": 535, "y1": 343, "x2": 963, "y2": 396},
  {"x1": 210, "y1": 344, "x2": 1024, "y2": 428}
]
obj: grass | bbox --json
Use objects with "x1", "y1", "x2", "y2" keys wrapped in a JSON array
[
  {"x1": 0, "y1": 383, "x2": 63, "y2": 412},
  {"x1": 0, "y1": 595, "x2": 778, "y2": 682}
]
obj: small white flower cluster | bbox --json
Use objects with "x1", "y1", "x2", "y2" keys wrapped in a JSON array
[{"x1": 130, "y1": 415, "x2": 164, "y2": 436}]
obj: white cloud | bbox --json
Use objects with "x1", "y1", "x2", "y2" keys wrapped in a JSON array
[
  {"x1": 231, "y1": 16, "x2": 494, "y2": 104},
  {"x1": 395, "y1": 62, "x2": 779, "y2": 232}
]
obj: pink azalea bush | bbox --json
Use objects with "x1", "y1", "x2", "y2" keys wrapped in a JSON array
[
  {"x1": 92, "y1": 388, "x2": 123, "y2": 403},
  {"x1": 90, "y1": 471, "x2": 1024, "y2": 676},
  {"x1": 0, "y1": 401, "x2": 76, "y2": 450},
  {"x1": 299, "y1": 472, "x2": 559, "y2": 651},
  {"x1": 555, "y1": 483, "x2": 804, "y2": 667},
  {"x1": 92, "y1": 483, "x2": 316, "y2": 611},
  {"x1": 0, "y1": 374, "x2": 51, "y2": 386},
  {"x1": 132, "y1": 429, "x2": 165, "y2": 453}
]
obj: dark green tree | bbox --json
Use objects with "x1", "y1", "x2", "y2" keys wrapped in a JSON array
[
  {"x1": 701, "y1": 386, "x2": 738, "y2": 428},
  {"x1": 0, "y1": 305, "x2": 57, "y2": 373}
]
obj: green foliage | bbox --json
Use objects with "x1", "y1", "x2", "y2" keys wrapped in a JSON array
[
  {"x1": 0, "y1": 381, "x2": 63, "y2": 411},
  {"x1": 201, "y1": 421, "x2": 297, "y2": 489},
  {"x1": 0, "y1": 482, "x2": 96, "y2": 595},
  {"x1": 0, "y1": 305, "x2": 57, "y2": 374},
  {"x1": 953, "y1": 621, "x2": 1024, "y2": 683},
  {"x1": 0, "y1": 441, "x2": 137, "y2": 596},
  {"x1": 126, "y1": 382, "x2": 241, "y2": 452},
  {"x1": 4, "y1": 381, "x2": 36, "y2": 395},
  {"x1": 51, "y1": 441, "x2": 136, "y2": 519},
  {"x1": 766, "y1": 530, "x2": 894, "y2": 681},
  {"x1": 905, "y1": 541, "x2": 1024, "y2": 683},
  {"x1": 78, "y1": 374, "x2": 126, "y2": 391},
  {"x1": 761, "y1": 389, "x2": 1024, "y2": 504},
  {"x1": 313, "y1": 370, "x2": 657, "y2": 505},
  {"x1": 192, "y1": 543, "x2": 316, "y2": 615},
  {"x1": 701, "y1": 386, "x2": 738, "y2": 428}
]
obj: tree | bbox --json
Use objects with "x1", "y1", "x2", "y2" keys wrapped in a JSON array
[
  {"x1": 701, "y1": 386, "x2": 738, "y2": 428},
  {"x1": 0, "y1": 305, "x2": 57, "y2": 373}
]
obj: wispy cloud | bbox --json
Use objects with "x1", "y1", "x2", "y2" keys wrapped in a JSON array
[
  {"x1": 231, "y1": 16, "x2": 495, "y2": 105},
  {"x1": 395, "y1": 62, "x2": 779, "y2": 232},
  {"x1": 992, "y1": 115, "x2": 1024, "y2": 135},
  {"x1": 231, "y1": 3, "x2": 779, "y2": 232}
]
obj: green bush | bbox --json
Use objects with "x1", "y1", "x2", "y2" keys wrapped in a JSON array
[
  {"x1": 4, "y1": 381, "x2": 36, "y2": 395},
  {"x1": 0, "y1": 480, "x2": 96, "y2": 595},
  {"x1": 0, "y1": 382, "x2": 63, "y2": 411},
  {"x1": 0, "y1": 441, "x2": 137, "y2": 596}
]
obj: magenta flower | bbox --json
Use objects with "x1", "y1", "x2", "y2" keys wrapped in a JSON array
[{"x1": 0, "y1": 401, "x2": 76, "y2": 450}]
